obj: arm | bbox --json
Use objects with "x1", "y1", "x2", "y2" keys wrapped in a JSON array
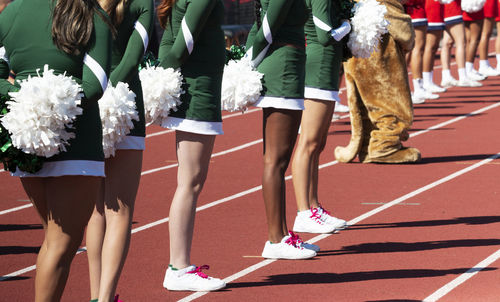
[
  {"x1": 310, "y1": 0, "x2": 335, "y2": 46},
  {"x1": 245, "y1": 0, "x2": 294, "y2": 67},
  {"x1": 109, "y1": 0, "x2": 154, "y2": 85},
  {"x1": 0, "y1": 0, "x2": 18, "y2": 95},
  {"x1": 82, "y1": 12, "x2": 112, "y2": 102},
  {"x1": 385, "y1": 0, "x2": 415, "y2": 53},
  {"x1": 159, "y1": 0, "x2": 217, "y2": 69}
]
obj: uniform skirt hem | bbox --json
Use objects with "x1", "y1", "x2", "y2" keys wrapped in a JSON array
[
  {"x1": 116, "y1": 136, "x2": 145, "y2": 151},
  {"x1": 304, "y1": 87, "x2": 340, "y2": 102},
  {"x1": 254, "y1": 96, "x2": 305, "y2": 110},
  {"x1": 12, "y1": 160, "x2": 105, "y2": 177},
  {"x1": 161, "y1": 116, "x2": 223, "y2": 135}
]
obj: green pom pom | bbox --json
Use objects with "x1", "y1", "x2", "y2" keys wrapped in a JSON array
[
  {"x1": 139, "y1": 51, "x2": 160, "y2": 70},
  {"x1": 225, "y1": 45, "x2": 246, "y2": 64}
]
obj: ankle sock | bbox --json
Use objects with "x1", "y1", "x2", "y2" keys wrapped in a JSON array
[
  {"x1": 442, "y1": 69, "x2": 452, "y2": 80},
  {"x1": 466, "y1": 62, "x2": 474, "y2": 74},
  {"x1": 479, "y1": 60, "x2": 490, "y2": 70},
  {"x1": 458, "y1": 68, "x2": 467, "y2": 81}
]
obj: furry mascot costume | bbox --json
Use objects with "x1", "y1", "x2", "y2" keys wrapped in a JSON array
[{"x1": 335, "y1": 0, "x2": 421, "y2": 163}]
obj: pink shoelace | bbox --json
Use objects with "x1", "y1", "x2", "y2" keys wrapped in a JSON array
[
  {"x1": 187, "y1": 265, "x2": 210, "y2": 279},
  {"x1": 318, "y1": 204, "x2": 330, "y2": 216},
  {"x1": 310, "y1": 207, "x2": 324, "y2": 223},
  {"x1": 286, "y1": 231, "x2": 304, "y2": 249}
]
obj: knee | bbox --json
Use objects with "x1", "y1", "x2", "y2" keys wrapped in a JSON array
[
  {"x1": 46, "y1": 232, "x2": 84, "y2": 263},
  {"x1": 264, "y1": 154, "x2": 291, "y2": 175},
  {"x1": 297, "y1": 138, "x2": 323, "y2": 156}
]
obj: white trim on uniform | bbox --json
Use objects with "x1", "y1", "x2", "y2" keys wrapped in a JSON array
[
  {"x1": 0, "y1": 47, "x2": 9, "y2": 64},
  {"x1": 428, "y1": 22, "x2": 445, "y2": 27},
  {"x1": 444, "y1": 15, "x2": 463, "y2": 22},
  {"x1": 161, "y1": 116, "x2": 223, "y2": 135},
  {"x1": 262, "y1": 13, "x2": 273, "y2": 44},
  {"x1": 84, "y1": 54, "x2": 108, "y2": 92},
  {"x1": 115, "y1": 136, "x2": 145, "y2": 150},
  {"x1": 12, "y1": 160, "x2": 104, "y2": 177},
  {"x1": 134, "y1": 21, "x2": 149, "y2": 53},
  {"x1": 411, "y1": 18, "x2": 427, "y2": 23},
  {"x1": 313, "y1": 16, "x2": 332, "y2": 32},
  {"x1": 254, "y1": 96, "x2": 305, "y2": 110},
  {"x1": 181, "y1": 17, "x2": 194, "y2": 54},
  {"x1": 304, "y1": 86, "x2": 339, "y2": 102}
]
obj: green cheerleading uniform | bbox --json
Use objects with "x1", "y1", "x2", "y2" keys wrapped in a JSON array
[
  {"x1": 158, "y1": 0, "x2": 226, "y2": 135},
  {"x1": 245, "y1": 0, "x2": 308, "y2": 110},
  {"x1": 0, "y1": 0, "x2": 111, "y2": 177},
  {"x1": 304, "y1": 0, "x2": 344, "y2": 101},
  {"x1": 111, "y1": 0, "x2": 154, "y2": 150}
]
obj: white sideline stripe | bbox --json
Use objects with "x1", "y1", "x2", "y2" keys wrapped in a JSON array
[
  {"x1": 423, "y1": 248, "x2": 500, "y2": 302},
  {"x1": 140, "y1": 139, "x2": 263, "y2": 176},
  {"x1": 180, "y1": 152, "x2": 500, "y2": 302},
  {"x1": 0, "y1": 204, "x2": 32, "y2": 215},
  {"x1": 1, "y1": 101, "x2": 499, "y2": 279},
  {"x1": 145, "y1": 108, "x2": 261, "y2": 138}
]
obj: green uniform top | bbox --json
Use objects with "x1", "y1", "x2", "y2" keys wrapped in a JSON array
[
  {"x1": 245, "y1": 0, "x2": 308, "y2": 68},
  {"x1": 0, "y1": 0, "x2": 112, "y2": 102},
  {"x1": 159, "y1": 0, "x2": 226, "y2": 72},
  {"x1": 109, "y1": 0, "x2": 154, "y2": 86}
]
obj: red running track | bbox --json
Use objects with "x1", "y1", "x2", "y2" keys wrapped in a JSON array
[{"x1": 2, "y1": 56, "x2": 500, "y2": 301}]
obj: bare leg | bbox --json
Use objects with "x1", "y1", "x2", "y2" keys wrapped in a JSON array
[
  {"x1": 262, "y1": 108, "x2": 302, "y2": 243},
  {"x1": 169, "y1": 131, "x2": 215, "y2": 269},
  {"x1": 22, "y1": 176, "x2": 100, "y2": 302},
  {"x1": 423, "y1": 29, "x2": 443, "y2": 73},
  {"x1": 410, "y1": 25, "x2": 427, "y2": 79},
  {"x1": 87, "y1": 150, "x2": 143, "y2": 302},
  {"x1": 440, "y1": 30, "x2": 454, "y2": 72},
  {"x1": 479, "y1": 17, "x2": 495, "y2": 60},
  {"x1": 447, "y1": 22, "x2": 466, "y2": 70},
  {"x1": 465, "y1": 20, "x2": 483, "y2": 63},
  {"x1": 292, "y1": 99, "x2": 335, "y2": 211}
]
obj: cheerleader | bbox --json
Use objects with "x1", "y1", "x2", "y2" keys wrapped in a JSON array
[
  {"x1": 0, "y1": 0, "x2": 111, "y2": 300},
  {"x1": 477, "y1": 0, "x2": 499, "y2": 76},
  {"x1": 422, "y1": 0, "x2": 447, "y2": 94},
  {"x1": 290, "y1": 0, "x2": 348, "y2": 238},
  {"x1": 246, "y1": 0, "x2": 317, "y2": 260},
  {"x1": 157, "y1": 0, "x2": 226, "y2": 292},
  {"x1": 85, "y1": 0, "x2": 154, "y2": 301},
  {"x1": 440, "y1": 0, "x2": 482, "y2": 87},
  {"x1": 405, "y1": 0, "x2": 435, "y2": 103},
  {"x1": 463, "y1": 1, "x2": 486, "y2": 80},
  {"x1": 495, "y1": 4, "x2": 500, "y2": 72}
]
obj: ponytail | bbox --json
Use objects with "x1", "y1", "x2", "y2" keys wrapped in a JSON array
[{"x1": 158, "y1": 0, "x2": 177, "y2": 29}]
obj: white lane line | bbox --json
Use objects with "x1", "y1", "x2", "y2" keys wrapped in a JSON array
[
  {"x1": 0, "y1": 204, "x2": 32, "y2": 215},
  {"x1": 140, "y1": 139, "x2": 263, "y2": 176},
  {"x1": 145, "y1": 109, "x2": 261, "y2": 138},
  {"x1": 423, "y1": 248, "x2": 500, "y2": 302},
  {"x1": 179, "y1": 152, "x2": 500, "y2": 302},
  {"x1": 1, "y1": 102, "x2": 498, "y2": 278}
]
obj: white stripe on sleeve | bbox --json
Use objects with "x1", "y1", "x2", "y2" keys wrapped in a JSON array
[{"x1": 83, "y1": 53, "x2": 108, "y2": 92}]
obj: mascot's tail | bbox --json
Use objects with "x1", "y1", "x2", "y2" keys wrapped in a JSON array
[{"x1": 334, "y1": 74, "x2": 363, "y2": 163}]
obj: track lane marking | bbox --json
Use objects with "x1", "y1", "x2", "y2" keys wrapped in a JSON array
[
  {"x1": 179, "y1": 152, "x2": 500, "y2": 302},
  {"x1": 423, "y1": 248, "x2": 500, "y2": 302}
]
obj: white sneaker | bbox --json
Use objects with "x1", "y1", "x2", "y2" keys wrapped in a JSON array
[
  {"x1": 478, "y1": 66, "x2": 500, "y2": 77},
  {"x1": 163, "y1": 265, "x2": 226, "y2": 291},
  {"x1": 469, "y1": 69, "x2": 486, "y2": 81},
  {"x1": 423, "y1": 83, "x2": 446, "y2": 93},
  {"x1": 440, "y1": 77, "x2": 458, "y2": 88},
  {"x1": 261, "y1": 235, "x2": 317, "y2": 259},
  {"x1": 423, "y1": 89, "x2": 439, "y2": 100},
  {"x1": 457, "y1": 78, "x2": 482, "y2": 87},
  {"x1": 411, "y1": 90, "x2": 426, "y2": 104},
  {"x1": 317, "y1": 205, "x2": 347, "y2": 230},
  {"x1": 334, "y1": 103, "x2": 350, "y2": 113},
  {"x1": 293, "y1": 208, "x2": 337, "y2": 233},
  {"x1": 288, "y1": 231, "x2": 320, "y2": 252}
]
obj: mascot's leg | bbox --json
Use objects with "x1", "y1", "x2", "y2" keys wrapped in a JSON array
[{"x1": 334, "y1": 71, "x2": 366, "y2": 162}]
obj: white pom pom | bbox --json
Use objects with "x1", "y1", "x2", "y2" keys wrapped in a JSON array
[
  {"x1": 221, "y1": 59, "x2": 263, "y2": 112},
  {"x1": 347, "y1": 0, "x2": 390, "y2": 58},
  {"x1": 436, "y1": 0, "x2": 454, "y2": 4},
  {"x1": 461, "y1": 0, "x2": 486, "y2": 13},
  {"x1": 0, "y1": 46, "x2": 9, "y2": 64},
  {"x1": 139, "y1": 64, "x2": 183, "y2": 125},
  {"x1": 99, "y1": 81, "x2": 138, "y2": 158},
  {"x1": 1, "y1": 65, "x2": 83, "y2": 157}
]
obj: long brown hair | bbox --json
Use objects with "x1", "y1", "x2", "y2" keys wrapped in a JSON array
[
  {"x1": 51, "y1": 0, "x2": 104, "y2": 55},
  {"x1": 98, "y1": 0, "x2": 128, "y2": 26},
  {"x1": 157, "y1": 0, "x2": 176, "y2": 29}
]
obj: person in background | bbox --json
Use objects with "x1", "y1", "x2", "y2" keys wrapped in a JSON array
[
  {"x1": 0, "y1": 0, "x2": 112, "y2": 300},
  {"x1": 85, "y1": 0, "x2": 154, "y2": 301},
  {"x1": 476, "y1": 0, "x2": 499, "y2": 76}
]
